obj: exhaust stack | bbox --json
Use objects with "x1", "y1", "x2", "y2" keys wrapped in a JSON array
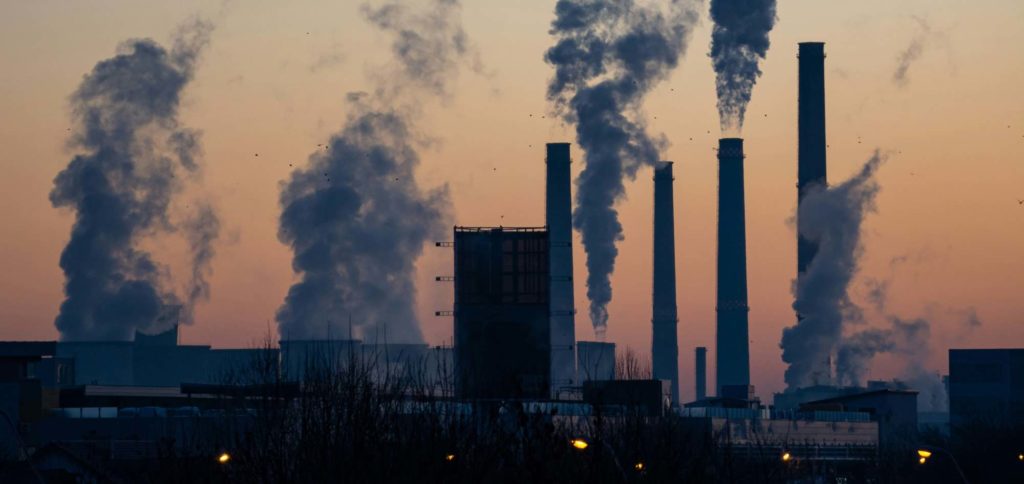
[
  {"x1": 546, "y1": 143, "x2": 577, "y2": 396},
  {"x1": 715, "y1": 138, "x2": 751, "y2": 395},
  {"x1": 652, "y1": 161, "x2": 680, "y2": 406},
  {"x1": 695, "y1": 346, "x2": 707, "y2": 401},
  {"x1": 798, "y1": 42, "x2": 827, "y2": 277}
]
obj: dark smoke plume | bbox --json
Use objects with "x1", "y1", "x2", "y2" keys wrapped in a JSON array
[
  {"x1": 781, "y1": 151, "x2": 885, "y2": 389},
  {"x1": 50, "y1": 19, "x2": 219, "y2": 341},
  {"x1": 276, "y1": 0, "x2": 474, "y2": 342},
  {"x1": 709, "y1": 0, "x2": 777, "y2": 131},
  {"x1": 545, "y1": 0, "x2": 700, "y2": 338}
]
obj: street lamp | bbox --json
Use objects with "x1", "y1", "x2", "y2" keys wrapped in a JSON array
[
  {"x1": 916, "y1": 446, "x2": 967, "y2": 483},
  {"x1": 917, "y1": 449, "x2": 932, "y2": 465},
  {"x1": 571, "y1": 439, "x2": 589, "y2": 450},
  {"x1": 781, "y1": 451, "x2": 792, "y2": 462},
  {"x1": 217, "y1": 452, "x2": 231, "y2": 464}
]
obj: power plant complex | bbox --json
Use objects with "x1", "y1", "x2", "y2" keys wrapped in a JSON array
[{"x1": 1, "y1": 41, "x2": 1015, "y2": 481}]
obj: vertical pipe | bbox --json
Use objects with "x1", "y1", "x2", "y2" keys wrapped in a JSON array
[
  {"x1": 652, "y1": 161, "x2": 680, "y2": 406},
  {"x1": 546, "y1": 143, "x2": 576, "y2": 396},
  {"x1": 695, "y1": 346, "x2": 707, "y2": 401},
  {"x1": 797, "y1": 42, "x2": 827, "y2": 277},
  {"x1": 798, "y1": 42, "x2": 831, "y2": 385},
  {"x1": 716, "y1": 138, "x2": 750, "y2": 395}
]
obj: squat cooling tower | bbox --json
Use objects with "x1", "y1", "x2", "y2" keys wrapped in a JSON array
[
  {"x1": 652, "y1": 161, "x2": 680, "y2": 406},
  {"x1": 715, "y1": 138, "x2": 751, "y2": 395},
  {"x1": 546, "y1": 143, "x2": 577, "y2": 396}
]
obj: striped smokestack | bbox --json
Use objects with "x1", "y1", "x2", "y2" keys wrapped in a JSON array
[
  {"x1": 652, "y1": 161, "x2": 679, "y2": 406},
  {"x1": 715, "y1": 138, "x2": 751, "y2": 395},
  {"x1": 546, "y1": 143, "x2": 577, "y2": 396}
]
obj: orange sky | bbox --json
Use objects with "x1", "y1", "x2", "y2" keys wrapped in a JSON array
[{"x1": 1, "y1": 0, "x2": 1022, "y2": 401}]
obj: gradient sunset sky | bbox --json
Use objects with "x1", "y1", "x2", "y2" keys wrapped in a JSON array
[{"x1": 1, "y1": 0, "x2": 1022, "y2": 401}]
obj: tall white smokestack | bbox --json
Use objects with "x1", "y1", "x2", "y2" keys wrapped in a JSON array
[
  {"x1": 652, "y1": 161, "x2": 680, "y2": 406},
  {"x1": 547, "y1": 143, "x2": 577, "y2": 396}
]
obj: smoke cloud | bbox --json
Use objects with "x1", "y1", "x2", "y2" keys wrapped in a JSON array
[
  {"x1": 709, "y1": 0, "x2": 777, "y2": 131},
  {"x1": 276, "y1": 0, "x2": 474, "y2": 342},
  {"x1": 835, "y1": 260, "x2": 982, "y2": 411},
  {"x1": 892, "y1": 17, "x2": 948, "y2": 88},
  {"x1": 781, "y1": 151, "x2": 885, "y2": 389},
  {"x1": 50, "y1": 19, "x2": 219, "y2": 341},
  {"x1": 545, "y1": 0, "x2": 700, "y2": 338}
]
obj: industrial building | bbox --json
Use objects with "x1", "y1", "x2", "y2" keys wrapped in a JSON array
[
  {"x1": 948, "y1": 348, "x2": 1024, "y2": 427},
  {"x1": 798, "y1": 389, "x2": 919, "y2": 449},
  {"x1": 453, "y1": 226, "x2": 551, "y2": 399},
  {"x1": 0, "y1": 326, "x2": 274, "y2": 389},
  {"x1": 577, "y1": 341, "x2": 615, "y2": 382}
]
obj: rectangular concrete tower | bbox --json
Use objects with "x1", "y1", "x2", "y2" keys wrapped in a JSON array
[
  {"x1": 546, "y1": 143, "x2": 577, "y2": 396},
  {"x1": 798, "y1": 42, "x2": 827, "y2": 277},
  {"x1": 652, "y1": 161, "x2": 680, "y2": 406},
  {"x1": 715, "y1": 138, "x2": 751, "y2": 395}
]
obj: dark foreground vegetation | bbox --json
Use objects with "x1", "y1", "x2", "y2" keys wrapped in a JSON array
[{"x1": 3, "y1": 344, "x2": 1022, "y2": 483}]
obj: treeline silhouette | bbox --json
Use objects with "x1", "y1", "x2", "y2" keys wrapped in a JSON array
[{"x1": 104, "y1": 339, "x2": 1023, "y2": 483}]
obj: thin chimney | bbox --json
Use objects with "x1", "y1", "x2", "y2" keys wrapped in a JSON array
[
  {"x1": 546, "y1": 143, "x2": 577, "y2": 396},
  {"x1": 652, "y1": 161, "x2": 680, "y2": 406}
]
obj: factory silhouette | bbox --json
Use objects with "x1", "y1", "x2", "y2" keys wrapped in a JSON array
[{"x1": 2, "y1": 41, "x2": 1023, "y2": 482}]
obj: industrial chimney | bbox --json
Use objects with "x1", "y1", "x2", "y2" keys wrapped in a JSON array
[
  {"x1": 695, "y1": 346, "x2": 707, "y2": 401},
  {"x1": 797, "y1": 42, "x2": 827, "y2": 277},
  {"x1": 716, "y1": 138, "x2": 751, "y2": 396},
  {"x1": 652, "y1": 161, "x2": 679, "y2": 406},
  {"x1": 546, "y1": 143, "x2": 577, "y2": 396}
]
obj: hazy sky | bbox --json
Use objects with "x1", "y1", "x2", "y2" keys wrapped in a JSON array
[{"x1": 1, "y1": 0, "x2": 1022, "y2": 401}]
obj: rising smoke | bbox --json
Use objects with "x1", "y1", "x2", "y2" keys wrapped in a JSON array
[
  {"x1": 781, "y1": 151, "x2": 885, "y2": 389},
  {"x1": 892, "y1": 17, "x2": 937, "y2": 88},
  {"x1": 545, "y1": 0, "x2": 700, "y2": 338},
  {"x1": 50, "y1": 19, "x2": 219, "y2": 341},
  {"x1": 836, "y1": 258, "x2": 982, "y2": 411},
  {"x1": 709, "y1": 0, "x2": 777, "y2": 131},
  {"x1": 276, "y1": 0, "x2": 474, "y2": 343}
]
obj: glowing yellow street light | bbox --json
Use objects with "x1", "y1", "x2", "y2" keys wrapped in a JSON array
[
  {"x1": 571, "y1": 439, "x2": 589, "y2": 450},
  {"x1": 917, "y1": 449, "x2": 932, "y2": 459},
  {"x1": 781, "y1": 451, "x2": 792, "y2": 462},
  {"x1": 445, "y1": 454, "x2": 455, "y2": 462},
  {"x1": 919, "y1": 457, "x2": 927, "y2": 465},
  {"x1": 1017, "y1": 453, "x2": 1023, "y2": 462},
  {"x1": 217, "y1": 452, "x2": 231, "y2": 464},
  {"x1": 634, "y1": 462, "x2": 645, "y2": 471}
]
